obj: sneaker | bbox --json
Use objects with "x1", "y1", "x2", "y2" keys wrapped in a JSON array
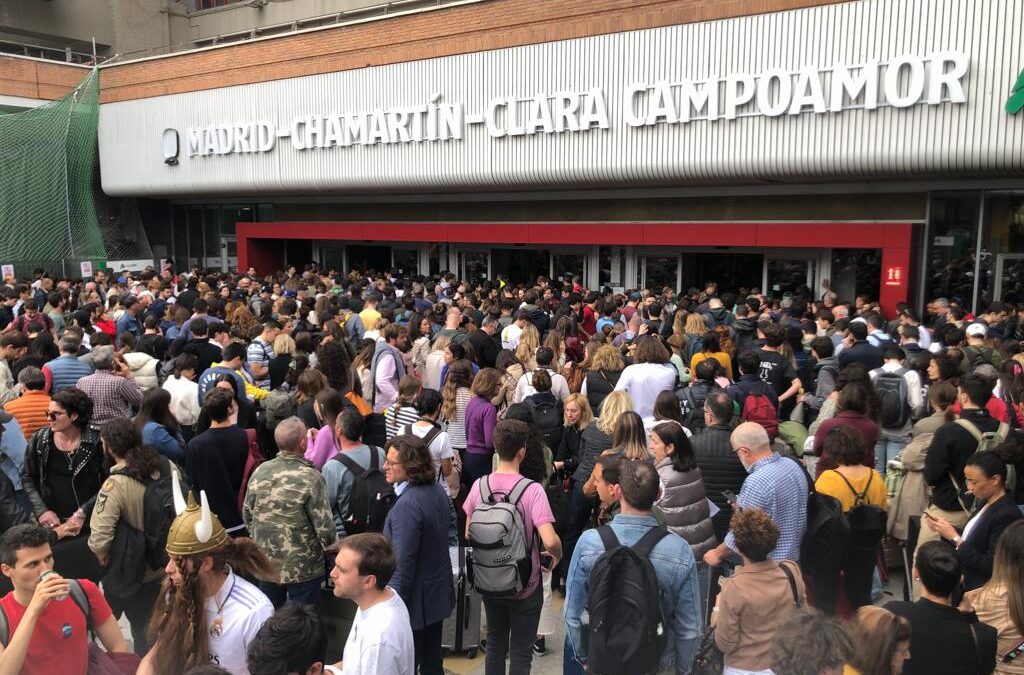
[{"x1": 533, "y1": 636, "x2": 547, "y2": 656}]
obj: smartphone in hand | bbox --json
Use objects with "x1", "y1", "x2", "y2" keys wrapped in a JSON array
[{"x1": 722, "y1": 490, "x2": 738, "y2": 505}]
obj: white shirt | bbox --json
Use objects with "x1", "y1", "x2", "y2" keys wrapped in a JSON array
[
  {"x1": 501, "y1": 323, "x2": 523, "y2": 351},
  {"x1": 205, "y1": 567, "x2": 274, "y2": 675},
  {"x1": 961, "y1": 502, "x2": 990, "y2": 543},
  {"x1": 869, "y1": 361, "x2": 924, "y2": 434},
  {"x1": 400, "y1": 421, "x2": 456, "y2": 495},
  {"x1": 162, "y1": 374, "x2": 200, "y2": 426},
  {"x1": 513, "y1": 369, "x2": 570, "y2": 403},
  {"x1": 342, "y1": 589, "x2": 415, "y2": 675},
  {"x1": 614, "y1": 362, "x2": 677, "y2": 418}
]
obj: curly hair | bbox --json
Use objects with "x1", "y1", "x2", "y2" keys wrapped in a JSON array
[
  {"x1": 386, "y1": 434, "x2": 435, "y2": 486},
  {"x1": 729, "y1": 506, "x2": 780, "y2": 562},
  {"x1": 315, "y1": 340, "x2": 352, "y2": 393},
  {"x1": 51, "y1": 387, "x2": 93, "y2": 428}
]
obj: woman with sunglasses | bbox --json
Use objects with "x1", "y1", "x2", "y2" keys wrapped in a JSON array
[{"x1": 21, "y1": 387, "x2": 107, "y2": 579}]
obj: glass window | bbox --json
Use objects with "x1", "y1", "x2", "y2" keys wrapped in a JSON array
[
  {"x1": 394, "y1": 248, "x2": 418, "y2": 276},
  {"x1": 256, "y1": 204, "x2": 275, "y2": 222},
  {"x1": 461, "y1": 251, "x2": 488, "y2": 283},
  {"x1": 429, "y1": 243, "x2": 449, "y2": 276},
  {"x1": 552, "y1": 253, "x2": 586, "y2": 286},
  {"x1": 978, "y1": 193, "x2": 1024, "y2": 307},
  {"x1": 186, "y1": 207, "x2": 204, "y2": 267},
  {"x1": 222, "y1": 205, "x2": 254, "y2": 236},
  {"x1": 925, "y1": 193, "x2": 982, "y2": 309},
  {"x1": 766, "y1": 258, "x2": 814, "y2": 299},
  {"x1": 830, "y1": 249, "x2": 882, "y2": 304},
  {"x1": 639, "y1": 255, "x2": 679, "y2": 293},
  {"x1": 172, "y1": 206, "x2": 188, "y2": 272}
]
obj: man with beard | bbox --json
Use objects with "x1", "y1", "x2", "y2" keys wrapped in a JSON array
[{"x1": 139, "y1": 484, "x2": 275, "y2": 675}]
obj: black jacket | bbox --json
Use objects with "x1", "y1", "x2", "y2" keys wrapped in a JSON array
[
  {"x1": 955, "y1": 493, "x2": 1024, "y2": 591},
  {"x1": 179, "y1": 338, "x2": 223, "y2": 375},
  {"x1": 555, "y1": 424, "x2": 584, "y2": 475},
  {"x1": 885, "y1": 598, "x2": 996, "y2": 675},
  {"x1": 584, "y1": 369, "x2": 621, "y2": 416},
  {"x1": 0, "y1": 470, "x2": 29, "y2": 533},
  {"x1": 22, "y1": 427, "x2": 106, "y2": 521},
  {"x1": 691, "y1": 424, "x2": 747, "y2": 541},
  {"x1": 838, "y1": 340, "x2": 884, "y2": 370},
  {"x1": 924, "y1": 410, "x2": 1002, "y2": 512},
  {"x1": 468, "y1": 329, "x2": 501, "y2": 369}
]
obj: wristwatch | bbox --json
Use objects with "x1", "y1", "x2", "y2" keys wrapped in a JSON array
[{"x1": 951, "y1": 535, "x2": 963, "y2": 548}]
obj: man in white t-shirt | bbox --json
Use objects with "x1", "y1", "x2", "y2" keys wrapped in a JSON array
[
  {"x1": 329, "y1": 533, "x2": 414, "y2": 675},
  {"x1": 500, "y1": 310, "x2": 531, "y2": 351},
  {"x1": 512, "y1": 347, "x2": 570, "y2": 403}
]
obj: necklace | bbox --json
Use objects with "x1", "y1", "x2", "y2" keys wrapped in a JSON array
[{"x1": 209, "y1": 573, "x2": 235, "y2": 638}]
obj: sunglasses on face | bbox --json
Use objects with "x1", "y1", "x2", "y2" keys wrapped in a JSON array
[{"x1": 46, "y1": 411, "x2": 66, "y2": 421}]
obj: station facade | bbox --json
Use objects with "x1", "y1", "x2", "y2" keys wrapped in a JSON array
[{"x1": 84, "y1": 0, "x2": 1024, "y2": 312}]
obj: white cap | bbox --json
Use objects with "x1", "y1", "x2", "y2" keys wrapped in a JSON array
[{"x1": 966, "y1": 323, "x2": 988, "y2": 337}]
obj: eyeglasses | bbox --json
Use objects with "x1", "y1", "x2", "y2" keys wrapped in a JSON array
[
  {"x1": 46, "y1": 411, "x2": 66, "y2": 421},
  {"x1": 383, "y1": 457, "x2": 401, "y2": 468}
]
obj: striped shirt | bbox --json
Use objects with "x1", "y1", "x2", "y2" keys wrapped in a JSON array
[
  {"x1": 444, "y1": 388, "x2": 473, "y2": 450},
  {"x1": 386, "y1": 404, "x2": 421, "y2": 443},
  {"x1": 724, "y1": 453, "x2": 808, "y2": 562}
]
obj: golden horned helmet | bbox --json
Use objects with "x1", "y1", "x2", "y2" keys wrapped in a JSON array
[{"x1": 165, "y1": 476, "x2": 228, "y2": 557}]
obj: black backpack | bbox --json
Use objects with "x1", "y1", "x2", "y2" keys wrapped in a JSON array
[
  {"x1": 587, "y1": 525, "x2": 669, "y2": 675},
  {"x1": 830, "y1": 470, "x2": 886, "y2": 550},
  {"x1": 679, "y1": 387, "x2": 710, "y2": 433},
  {"x1": 333, "y1": 449, "x2": 394, "y2": 534},
  {"x1": 104, "y1": 457, "x2": 184, "y2": 598},
  {"x1": 787, "y1": 457, "x2": 850, "y2": 575},
  {"x1": 527, "y1": 397, "x2": 563, "y2": 451},
  {"x1": 873, "y1": 367, "x2": 911, "y2": 429}
]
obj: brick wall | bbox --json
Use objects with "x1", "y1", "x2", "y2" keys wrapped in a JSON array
[
  {"x1": 0, "y1": 55, "x2": 90, "y2": 101},
  {"x1": 100, "y1": 0, "x2": 850, "y2": 103}
]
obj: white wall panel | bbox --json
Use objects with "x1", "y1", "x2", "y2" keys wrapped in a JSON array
[{"x1": 98, "y1": 0, "x2": 1024, "y2": 197}]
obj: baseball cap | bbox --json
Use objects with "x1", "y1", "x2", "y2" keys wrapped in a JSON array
[{"x1": 966, "y1": 323, "x2": 988, "y2": 337}]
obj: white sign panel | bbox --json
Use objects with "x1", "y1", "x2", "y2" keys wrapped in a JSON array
[
  {"x1": 98, "y1": 0, "x2": 1024, "y2": 197},
  {"x1": 79, "y1": 261, "x2": 93, "y2": 278},
  {"x1": 0, "y1": 265, "x2": 13, "y2": 280}
]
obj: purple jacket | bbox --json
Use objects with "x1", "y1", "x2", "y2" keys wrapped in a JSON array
[
  {"x1": 464, "y1": 396, "x2": 497, "y2": 456},
  {"x1": 305, "y1": 425, "x2": 339, "y2": 471}
]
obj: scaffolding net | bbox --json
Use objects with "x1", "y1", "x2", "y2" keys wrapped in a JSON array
[{"x1": 0, "y1": 67, "x2": 108, "y2": 276}]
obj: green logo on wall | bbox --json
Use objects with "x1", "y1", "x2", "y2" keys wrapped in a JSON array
[{"x1": 1008, "y1": 68, "x2": 1024, "y2": 114}]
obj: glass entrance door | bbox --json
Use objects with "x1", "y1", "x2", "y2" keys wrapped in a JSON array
[
  {"x1": 551, "y1": 250, "x2": 589, "y2": 287},
  {"x1": 638, "y1": 254, "x2": 681, "y2": 293},
  {"x1": 994, "y1": 253, "x2": 1024, "y2": 304},
  {"x1": 765, "y1": 254, "x2": 818, "y2": 299},
  {"x1": 459, "y1": 250, "x2": 489, "y2": 283},
  {"x1": 491, "y1": 249, "x2": 550, "y2": 286}
]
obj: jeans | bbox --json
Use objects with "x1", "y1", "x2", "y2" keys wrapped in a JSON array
[
  {"x1": 695, "y1": 561, "x2": 710, "y2": 624},
  {"x1": 447, "y1": 497, "x2": 459, "y2": 547},
  {"x1": 259, "y1": 575, "x2": 324, "y2": 608},
  {"x1": 563, "y1": 635, "x2": 586, "y2": 675},
  {"x1": 483, "y1": 585, "x2": 543, "y2": 675},
  {"x1": 874, "y1": 436, "x2": 909, "y2": 476},
  {"x1": 107, "y1": 579, "x2": 162, "y2": 655},
  {"x1": 413, "y1": 619, "x2": 445, "y2": 675}
]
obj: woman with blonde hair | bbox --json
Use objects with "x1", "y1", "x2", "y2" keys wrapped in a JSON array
[
  {"x1": 514, "y1": 323, "x2": 540, "y2": 371},
  {"x1": 968, "y1": 520, "x2": 1024, "y2": 675},
  {"x1": 554, "y1": 393, "x2": 593, "y2": 477},
  {"x1": 844, "y1": 606, "x2": 912, "y2": 675},
  {"x1": 584, "y1": 410, "x2": 650, "y2": 495},
  {"x1": 267, "y1": 332, "x2": 296, "y2": 390},
  {"x1": 581, "y1": 344, "x2": 625, "y2": 415},
  {"x1": 422, "y1": 333, "x2": 451, "y2": 391},
  {"x1": 684, "y1": 312, "x2": 708, "y2": 361}
]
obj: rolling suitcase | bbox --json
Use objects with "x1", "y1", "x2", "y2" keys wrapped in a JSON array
[{"x1": 442, "y1": 544, "x2": 482, "y2": 658}]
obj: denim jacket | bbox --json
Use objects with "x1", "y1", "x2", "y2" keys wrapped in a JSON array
[{"x1": 563, "y1": 514, "x2": 702, "y2": 674}]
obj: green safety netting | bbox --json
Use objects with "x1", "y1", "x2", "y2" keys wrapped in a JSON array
[{"x1": 0, "y1": 67, "x2": 106, "y2": 274}]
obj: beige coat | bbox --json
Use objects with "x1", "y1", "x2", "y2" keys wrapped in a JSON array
[
  {"x1": 967, "y1": 584, "x2": 1024, "y2": 675},
  {"x1": 887, "y1": 411, "x2": 946, "y2": 540}
]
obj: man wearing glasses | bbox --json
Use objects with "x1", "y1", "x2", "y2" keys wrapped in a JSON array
[{"x1": 702, "y1": 422, "x2": 808, "y2": 567}]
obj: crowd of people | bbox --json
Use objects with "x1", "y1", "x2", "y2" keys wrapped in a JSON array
[{"x1": 0, "y1": 263, "x2": 1021, "y2": 675}]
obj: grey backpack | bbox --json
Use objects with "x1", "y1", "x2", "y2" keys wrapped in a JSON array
[{"x1": 468, "y1": 476, "x2": 534, "y2": 598}]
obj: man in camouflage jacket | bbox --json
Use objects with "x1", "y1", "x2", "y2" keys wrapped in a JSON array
[{"x1": 243, "y1": 416, "x2": 337, "y2": 607}]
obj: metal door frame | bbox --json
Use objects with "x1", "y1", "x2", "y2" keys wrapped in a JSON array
[{"x1": 994, "y1": 253, "x2": 1024, "y2": 301}]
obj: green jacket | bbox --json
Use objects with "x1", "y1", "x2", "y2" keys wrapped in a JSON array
[{"x1": 243, "y1": 453, "x2": 337, "y2": 584}]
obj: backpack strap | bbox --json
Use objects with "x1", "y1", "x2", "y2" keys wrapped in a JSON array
[
  {"x1": 479, "y1": 475, "x2": 494, "y2": 504},
  {"x1": 830, "y1": 469, "x2": 872, "y2": 506},
  {"x1": 0, "y1": 580, "x2": 92, "y2": 647},
  {"x1": 779, "y1": 561, "x2": 802, "y2": 607},
  {"x1": 955, "y1": 418, "x2": 984, "y2": 443},
  {"x1": 597, "y1": 524, "x2": 620, "y2": 552},
  {"x1": 333, "y1": 452, "x2": 367, "y2": 477},
  {"x1": 505, "y1": 478, "x2": 534, "y2": 506},
  {"x1": 631, "y1": 525, "x2": 670, "y2": 558}
]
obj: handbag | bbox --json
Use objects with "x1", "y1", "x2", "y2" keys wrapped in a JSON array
[{"x1": 691, "y1": 627, "x2": 724, "y2": 675}]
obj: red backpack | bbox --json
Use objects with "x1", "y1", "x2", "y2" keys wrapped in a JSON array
[
  {"x1": 237, "y1": 428, "x2": 267, "y2": 515},
  {"x1": 741, "y1": 384, "x2": 779, "y2": 439}
]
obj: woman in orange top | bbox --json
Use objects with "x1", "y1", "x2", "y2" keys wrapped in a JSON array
[
  {"x1": 814, "y1": 425, "x2": 888, "y2": 616},
  {"x1": 690, "y1": 331, "x2": 734, "y2": 381}
]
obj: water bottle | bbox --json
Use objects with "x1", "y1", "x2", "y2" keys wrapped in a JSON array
[{"x1": 38, "y1": 570, "x2": 67, "y2": 601}]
